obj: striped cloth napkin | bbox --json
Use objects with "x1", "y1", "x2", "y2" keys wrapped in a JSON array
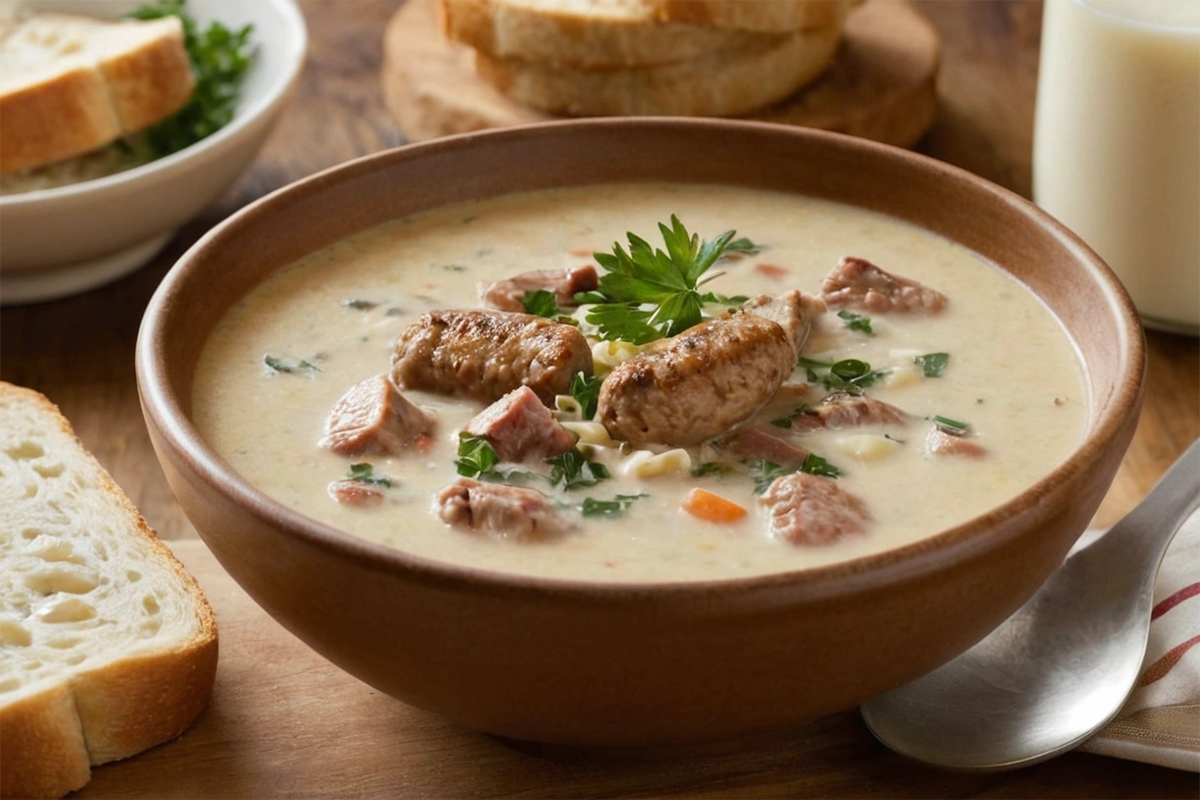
[{"x1": 1077, "y1": 508, "x2": 1200, "y2": 771}]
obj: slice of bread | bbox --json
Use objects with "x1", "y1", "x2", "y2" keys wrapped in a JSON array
[
  {"x1": 440, "y1": 0, "x2": 771, "y2": 69},
  {"x1": 473, "y1": 16, "x2": 844, "y2": 117},
  {"x1": 0, "y1": 12, "x2": 196, "y2": 175},
  {"x1": 0, "y1": 383, "x2": 218, "y2": 800},
  {"x1": 647, "y1": 0, "x2": 861, "y2": 33}
]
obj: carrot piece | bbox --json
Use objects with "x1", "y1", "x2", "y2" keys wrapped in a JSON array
[{"x1": 682, "y1": 488, "x2": 747, "y2": 524}]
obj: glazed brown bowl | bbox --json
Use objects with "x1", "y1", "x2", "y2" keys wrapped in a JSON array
[{"x1": 136, "y1": 118, "x2": 1145, "y2": 748}]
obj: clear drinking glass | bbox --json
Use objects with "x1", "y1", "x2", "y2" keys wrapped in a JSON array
[{"x1": 1033, "y1": 0, "x2": 1199, "y2": 335}]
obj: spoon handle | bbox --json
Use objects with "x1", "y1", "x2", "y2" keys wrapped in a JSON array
[{"x1": 1082, "y1": 438, "x2": 1200, "y2": 584}]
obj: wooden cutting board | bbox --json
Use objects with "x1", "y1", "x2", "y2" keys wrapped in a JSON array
[{"x1": 382, "y1": 0, "x2": 940, "y2": 148}]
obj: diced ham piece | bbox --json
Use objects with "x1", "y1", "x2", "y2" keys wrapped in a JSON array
[
  {"x1": 327, "y1": 480, "x2": 384, "y2": 506},
  {"x1": 789, "y1": 391, "x2": 911, "y2": 432},
  {"x1": 720, "y1": 428, "x2": 810, "y2": 468},
  {"x1": 742, "y1": 290, "x2": 826, "y2": 355},
  {"x1": 482, "y1": 265, "x2": 599, "y2": 312},
  {"x1": 820, "y1": 256, "x2": 947, "y2": 314},
  {"x1": 759, "y1": 472, "x2": 870, "y2": 546},
  {"x1": 464, "y1": 386, "x2": 577, "y2": 463},
  {"x1": 319, "y1": 374, "x2": 436, "y2": 456},
  {"x1": 925, "y1": 427, "x2": 987, "y2": 458},
  {"x1": 434, "y1": 477, "x2": 571, "y2": 541}
]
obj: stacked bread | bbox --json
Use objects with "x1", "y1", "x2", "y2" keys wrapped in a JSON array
[{"x1": 439, "y1": 0, "x2": 860, "y2": 118}]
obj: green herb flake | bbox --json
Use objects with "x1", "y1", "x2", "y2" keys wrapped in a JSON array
[
  {"x1": 580, "y1": 494, "x2": 648, "y2": 518},
  {"x1": 126, "y1": 0, "x2": 255, "y2": 159},
  {"x1": 799, "y1": 357, "x2": 891, "y2": 393},
  {"x1": 454, "y1": 433, "x2": 502, "y2": 480},
  {"x1": 722, "y1": 237, "x2": 762, "y2": 257},
  {"x1": 932, "y1": 415, "x2": 971, "y2": 436},
  {"x1": 836, "y1": 309, "x2": 875, "y2": 335},
  {"x1": 546, "y1": 448, "x2": 611, "y2": 490},
  {"x1": 585, "y1": 215, "x2": 741, "y2": 344},
  {"x1": 691, "y1": 462, "x2": 734, "y2": 477},
  {"x1": 915, "y1": 352, "x2": 951, "y2": 378},
  {"x1": 441, "y1": 264, "x2": 468, "y2": 272},
  {"x1": 569, "y1": 372, "x2": 603, "y2": 421},
  {"x1": 521, "y1": 289, "x2": 561, "y2": 318},
  {"x1": 342, "y1": 298, "x2": 377, "y2": 311},
  {"x1": 749, "y1": 460, "x2": 794, "y2": 494},
  {"x1": 264, "y1": 355, "x2": 320, "y2": 375},
  {"x1": 800, "y1": 453, "x2": 842, "y2": 478},
  {"x1": 346, "y1": 462, "x2": 394, "y2": 487}
]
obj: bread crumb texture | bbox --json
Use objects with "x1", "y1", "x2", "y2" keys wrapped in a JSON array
[{"x1": 0, "y1": 383, "x2": 217, "y2": 800}]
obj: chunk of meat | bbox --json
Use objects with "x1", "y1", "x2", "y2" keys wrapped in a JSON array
[
  {"x1": 318, "y1": 374, "x2": 435, "y2": 456},
  {"x1": 596, "y1": 312, "x2": 794, "y2": 447},
  {"x1": 434, "y1": 477, "x2": 571, "y2": 541},
  {"x1": 820, "y1": 256, "x2": 947, "y2": 314},
  {"x1": 925, "y1": 427, "x2": 987, "y2": 458},
  {"x1": 742, "y1": 290, "x2": 825, "y2": 354},
  {"x1": 482, "y1": 265, "x2": 599, "y2": 312},
  {"x1": 465, "y1": 386, "x2": 577, "y2": 462},
  {"x1": 789, "y1": 391, "x2": 911, "y2": 432},
  {"x1": 719, "y1": 427, "x2": 810, "y2": 468},
  {"x1": 759, "y1": 472, "x2": 870, "y2": 546},
  {"x1": 391, "y1": 310, "x2": 592, "y2": 405},
  {"x1": 327, "y1": 480, "x2": 384, "y2": 506}
]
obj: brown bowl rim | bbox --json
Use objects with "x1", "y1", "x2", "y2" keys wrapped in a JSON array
[{"x1": 136, "y1": 116, "x2": 1145, "y2": 605}]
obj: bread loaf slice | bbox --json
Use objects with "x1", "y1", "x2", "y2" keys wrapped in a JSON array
[
  {"x1": 0, "y1": 383, "x2": 218, "y2": 800},
  {"x1": 648, "y1": 0, "x2": 860, "y2": 33},
  {"x1": 473, "y1": 16, "x2": 844, "y2": 117},
  {"x1": 0, "y1": 12, "x2": 195, "y2": 175},
  {"x1": 441, "y1": 0, "x2": 774, "y2": 69}
]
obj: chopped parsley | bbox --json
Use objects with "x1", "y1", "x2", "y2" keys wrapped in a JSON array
[
  {"x1": 264, "y1": 355, "x2": 320, "y2": 375},
  {"x1": 546, "y1": 449, "x2": 610, "y2": 490},
  {"x1": 579, "y1": 494, "x2": 648, "y2": 518},
  {"x1": 931, "y1": 415, "x2": 970, "y2": 435},
  {"x1": 836, "y1": 309, "x2": 875, "y2": 335},
  {"x1": 691, "y1": 461, "x2": 734, "y2": 477},
  {"x1": 521, "y1": 289, "x2": 562, "y2": 318},
  {"x1": 568, "y1": 372, "x2": 603, "y2": 420},
  {"x1": 342, "y1": 298, "x2": 378, "y2": 311},
  {"x1": 346, "y1": 463, "x2": 394, "y2": 488},
  {"x1": 800, "y1": 357, "x2": 891, "y2": 392},
  {"x1": 749, "y1": 454, "x2": 843, "y2": 493},
  {"x1": 584, "y1": 215, "x2": 747, "y2": 345},
  {"x1": 915, "y1": 352, "x2": 951, "y2": 378},
  {"x1": 770, "y1": 404, "x2": 813, "y2": 429},
  {"x1": 722, "y1": 237, "x2": 762, "y2": 257},
  {"x1": 454, "y1": 434, "x2": 506, "y2": 481},
  {"x1": 126, "y1": 0, "x2": 255, "y2": 159}
]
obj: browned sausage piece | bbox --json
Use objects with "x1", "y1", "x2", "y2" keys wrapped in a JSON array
[
  {"x1": 718, "y1": 427, "x2": 810, "y2": 468},
  {"x1": 925, "y1": 427, "x2": 987, "y2": 458},
  {"x1": 465, "y1": 386, "x2": 578, "y2": 463},
  {"x1": 789, "y1": 391, "x2": 912, "y2": 433},
  {"x1": 759, "y1": 471, "x2": 870, "y2": 546},
  {"x1": 391, "y1": 310, "x2": 593, "y2": 405},
  {"x1": 596, "y1": 312, "x2": 794, "y2": 447},
  {"x1": 434, "y1": 477, "x2": 571, "y2": 541},
  {"x1": 482, "y1": 265, "x2": 599, "y2": 312},
  {"x1": 742, "y1": 289, "x2": 825, "y2": 355},
  {"x1": 318, "y1": 374, "x2": 436, "y2": 456},
  {"x1": 820, "y1": 256, "x2": 947, "y2": 314}
]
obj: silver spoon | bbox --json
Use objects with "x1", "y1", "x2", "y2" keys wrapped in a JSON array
[{"x1": 860, "y1": 439, "x2": 1200, "y2": 771}]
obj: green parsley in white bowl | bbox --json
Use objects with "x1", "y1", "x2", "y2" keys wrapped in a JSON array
[{"x1": 0, "y1": 0, "x2": 307, "y2": 304}]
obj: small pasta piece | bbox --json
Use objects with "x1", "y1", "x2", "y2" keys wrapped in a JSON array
[
  {"x1": 884, "y1": 363, "x2": 922, "y2": 390},
  {"x1": 561, "y1": 420, "x2": 617, "y2": 447},
  {"x1": 591, "y1": 340, "x2": 641, "y2": 376},
  {"x1": 837, "y1": 434, "x2": 902, "y2": 462},
  {"x1": 554, "y1": 395, "x2": 584, "y2": 420},
  {"x1": 626, "y1": 448, "x2": 692, "y2": 479}
]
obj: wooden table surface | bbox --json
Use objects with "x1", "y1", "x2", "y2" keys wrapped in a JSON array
[{"x1": 2, "y1": 1, "x2": 1197, "y2": 797}]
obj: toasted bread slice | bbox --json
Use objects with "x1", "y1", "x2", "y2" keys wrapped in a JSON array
[
  {"x1": 473, "y1": 16, "x2": 844, "y2": 117},
  {"x1": 441, "y1": 0, "x2": 776, "y2": 69},
  {"x1": 648, "y1": 0, "x2": 861, "y2": 33},
  {"x1": 0, "y1": 12, "x2": 195, "y2": 175},
  {"x1": 0, "y1": 383, "x2": 218, "y2": 800}
]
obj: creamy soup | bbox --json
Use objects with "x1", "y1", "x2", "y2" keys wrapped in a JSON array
[{"x1": 193, "y1": 183, "x2": 1088, "y2": 582}]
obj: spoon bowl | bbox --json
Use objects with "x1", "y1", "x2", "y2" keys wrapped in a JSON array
[{"x1": 860, "y1": 439, "x2": 1200, "y2": 770}]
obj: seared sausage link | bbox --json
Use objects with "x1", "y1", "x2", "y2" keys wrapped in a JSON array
[
  {"x1": 597, "y1": 312, "x2": 794, "y2": 447},
  {"x1": 391, "y1": 310, "x2": 592, "y2": 405}
]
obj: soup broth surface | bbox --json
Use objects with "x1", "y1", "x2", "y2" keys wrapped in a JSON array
[{"x1": 193, "y1": 183, "x2": 1088, "y2": 582}]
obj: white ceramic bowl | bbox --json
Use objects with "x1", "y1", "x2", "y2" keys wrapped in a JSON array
[{"x1": 0, "y1": 0, "x2": 307, "y2": 304}]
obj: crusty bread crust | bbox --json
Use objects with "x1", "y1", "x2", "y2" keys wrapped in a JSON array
[
  {"x1": 0, "y1": 14, "x2": 195, "y2": 175},
  {"x1": 0, "y1": 382, "x2": 218, "y2": 800},
  {"x1": 473, "y1": 18, "x2": 843, "y2": 117},
  {"x1": 440, "y1": 0, "x2": 770, "y2": 69},
  {"x1": 648, "y1": 0, "x2": 862, "y2": 33}
]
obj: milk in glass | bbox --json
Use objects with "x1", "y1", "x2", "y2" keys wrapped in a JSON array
[{"x1": 1034, "y1": 0, "x2": 1199, "y2": 335}]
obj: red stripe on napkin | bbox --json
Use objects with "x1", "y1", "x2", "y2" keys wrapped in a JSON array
[
  {"x1": 1136, "y1": 633, "x2": 1200, "y2": 687},
  {"x1": 1151, "y1": 582, "x2": 1200, "y2": 620}
]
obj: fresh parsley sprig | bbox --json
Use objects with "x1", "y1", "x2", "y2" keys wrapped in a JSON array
[{"x1": 584, "y1": 216, "x2": 744, "y2": 345}]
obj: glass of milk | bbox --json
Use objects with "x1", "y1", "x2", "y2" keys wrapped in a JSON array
[{"x1": 1033, "y1": 0, "x2": 1199, "y2": 336}]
